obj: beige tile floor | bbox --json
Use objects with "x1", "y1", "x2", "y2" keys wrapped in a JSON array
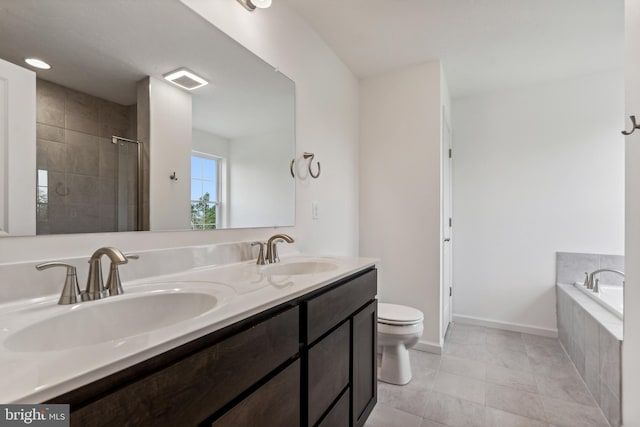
[{"x1": 365, "y1": 323, "x2": 610, "y2": 427}]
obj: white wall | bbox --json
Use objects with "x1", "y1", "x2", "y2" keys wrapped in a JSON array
[
  {"x1": 452, "y1": 70, "x2": 624, "y2": 334},
  {"x1": 0, "y1": 1, "x2": 358, "y2": 264},
  {"x1": 149, "y1": 77, "x2": 192, "y2": 231},
  {"x1": 623, "y1": 1, "x2": 640, "y2": 424},
  {"x1": 228, "y1": 130, "x2": 294, "y2": 228},
  {"x1": 0, "y1": 58, "x2": 35, "y2": 236},
  {"x1": 181, "y1": 0, "x2": 359, "y2": 257},
  {"x1": 359, "y1": 61, "x2": 444, "y2": 351},
  {"x1": 192, "y1": 128, "x2": 230, "y2": 159}
]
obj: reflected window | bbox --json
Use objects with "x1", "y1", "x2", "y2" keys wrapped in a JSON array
[
  {"x1": 36, "y1": 169, "x2": 48, "y2": 222},
  {"x1": 191, "y1": 154, "x2": 220, "y2": 230}
]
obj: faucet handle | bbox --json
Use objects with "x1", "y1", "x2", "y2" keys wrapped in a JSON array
[
  {"x1": 35, "y1": 262, "x2": 81, "y2": 305},
  {"x1": 105, "y1": 254, "x2": 138, "y2": 297},
  {"x1": 251, "y1": 242, "x2": 267, "y2": 265}
]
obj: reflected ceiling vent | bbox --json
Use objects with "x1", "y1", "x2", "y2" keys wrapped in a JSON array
[
  {"x1": 163, "y1": 68, "x2": 208, "y2": 91},
  {"x1": 236, "y1": 0, "x2": 272, "y2": 11}
]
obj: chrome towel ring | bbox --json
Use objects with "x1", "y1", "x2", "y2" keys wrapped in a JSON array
[{"x1": 290, "y1": 152, "x2": 321, "y2": 179}]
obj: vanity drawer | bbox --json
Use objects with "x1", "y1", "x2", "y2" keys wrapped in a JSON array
[
  {"x1": 306, "y1": 268, "x2": 376, "y2": 343},
  {"x1": 317, "y1": 388, "x2": 349, "y2": 427},
  {"x1": 211, "y1": 360, "x2": 300, "y2": 427},
  {"x1": 308, "y1": 320, "x2": 350, "y2": 426},
  {"x1": 70, "y1": 306, "x2": 299, "y2": 427}
]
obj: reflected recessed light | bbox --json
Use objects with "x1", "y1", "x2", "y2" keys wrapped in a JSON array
[
  {"x1": 236, "y1": 0, "x2": 272, "y2": 11},
  {"x1": 163, "y1": 68, "x2": 208, "y2": 91},
  {"x1": 25, "y1": 58, "x2": 51, "y2": 70},
  {"x1": 250, "y1": 0, "x2": 272, "y2": 8}
]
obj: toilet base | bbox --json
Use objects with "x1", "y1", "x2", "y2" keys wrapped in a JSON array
[{"x1": 378, "y1": 344, "x2": 412, "y2": 385}]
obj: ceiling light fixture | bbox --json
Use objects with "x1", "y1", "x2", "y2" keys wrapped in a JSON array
[
  {"x1": 24, "y1": 58, "x2": 51, "y2": 70},
  {"x1": 163, "y1": 68, "x2": 208, "y2": 91},
  {"x1": 236, "y1": 0, "x2": 272, "y2": 12}
]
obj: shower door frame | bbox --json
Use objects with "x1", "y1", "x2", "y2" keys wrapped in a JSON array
[{"x1": 112, "y1": 135, "x2": 142, "y2": 232}]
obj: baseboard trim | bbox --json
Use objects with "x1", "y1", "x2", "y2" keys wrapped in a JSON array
[
  {"x1": 452, "y1": 314, "x2": 558, "y2": 338},
  {"x1": 414, "y1": 340, "x2": 442, "y2": 355}
]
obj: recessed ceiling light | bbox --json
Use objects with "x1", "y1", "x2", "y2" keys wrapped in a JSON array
[
  {"x1": 163, "y1": 68, "x2": 208, "y2": 91},
  {"x1": 25, "y1": 58, "x2": 51, "y2": 70}
]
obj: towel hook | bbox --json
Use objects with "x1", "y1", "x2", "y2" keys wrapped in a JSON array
[
  {"x1": 303, "y1": 152, "x2": 321, "y2": 179},
  {"x1": 169, "y1": 172, "x2": 178, "y2": 181},
  {"x1": 622, "y1": 115, "x2": 640, "y2": 135}
]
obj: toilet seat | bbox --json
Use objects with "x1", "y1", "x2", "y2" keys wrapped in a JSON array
[{"x1": 378, "y1": 303, "x2": 424, "y2": 326}]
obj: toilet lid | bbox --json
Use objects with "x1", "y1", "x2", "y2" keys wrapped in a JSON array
[{"x1": 378, "y1": 303, "x2": 424, "y2": 325}]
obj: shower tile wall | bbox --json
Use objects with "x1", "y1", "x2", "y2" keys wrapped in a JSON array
[{"x1": 36, "y1": 79, "x2": 138, "y2": 234}]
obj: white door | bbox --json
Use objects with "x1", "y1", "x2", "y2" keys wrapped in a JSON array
[
  {"x1": 0, "y1": 58, "x2": 36, "y2": 236},
  {"x1": 442, "y1": 111, "x2": 453, "y2": 337}
]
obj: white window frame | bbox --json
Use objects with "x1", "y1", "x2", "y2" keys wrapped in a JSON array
[{"x1": 190, "y1": 151, "x2": 223, "y2": 230}]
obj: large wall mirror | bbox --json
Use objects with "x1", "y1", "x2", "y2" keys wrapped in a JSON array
[{"x1": 0, "y1": 0, "x2": 295, "y2": 236}]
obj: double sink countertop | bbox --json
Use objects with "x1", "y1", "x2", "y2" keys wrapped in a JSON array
[{"x1": 0, "y1": 254, "x2": 376, "y2": 403}]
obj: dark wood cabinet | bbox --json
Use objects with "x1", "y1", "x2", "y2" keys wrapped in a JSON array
[
  {"x1": 306, "y1": 269, "x2": 377, "y2": 344},
  {"x1": 317, "y1": 388, "x2": 349, "y2": 427},
  {"x1": 304, "y1": 268, "x2": 377, "y2": 427},
  {"x1": 352, "y1": 301, "x2": 377, "y2": 427},
  {"x1": 69, "y1": 307, "x2": 299, "y2": 427},
  {"x1": 211, "y1": 360, "x2": 300, "y2": 427},
  {"x1": 52, "y1": 267, "x2": 377, "y2": 427},
  {"x1": 308, "y1": 321, "x2": 350, "y2": 425}
]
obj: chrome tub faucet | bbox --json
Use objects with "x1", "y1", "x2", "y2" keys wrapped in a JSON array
[{"x1": 584, "y1": 268, "x2": 625, "y2": 293}]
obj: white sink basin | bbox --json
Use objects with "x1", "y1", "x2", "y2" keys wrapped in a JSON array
[
  {"x1": 263, "y1": 261, "x2": 339, "y2": 276},
  {"x1": 5, "y1": 291, "x2": 220, "y2": 352}
]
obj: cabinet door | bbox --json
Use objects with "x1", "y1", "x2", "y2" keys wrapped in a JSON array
[
  {"x1": 317, "y1": 388, "x2": 349, "y2": 427},
  {"x1": 212, "y1": 360, "x2": 300, "y2": 427},
  {"x1": 352, "y1": 300, "x2": 377, "y2": 427}
]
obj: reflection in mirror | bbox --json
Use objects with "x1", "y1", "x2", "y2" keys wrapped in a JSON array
[{"x1": 0, "y1": 0, "x2": 295, "y2": 236}]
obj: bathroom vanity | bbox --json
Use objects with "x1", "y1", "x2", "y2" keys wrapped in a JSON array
[{"x1": 0, "y1": 253, "x2": 377, "y2": 427}]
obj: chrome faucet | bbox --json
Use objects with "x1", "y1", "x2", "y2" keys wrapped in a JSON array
[
  {"x1": 35, "y1": 247, "x2": 138, "y2": 305},
  {"x1": 265, "y1": 234, "x2": 294, "y2": 264},
  {"x1": 85, "y1": 247, "x2": 129, "y2": 300},
  {"x1": 585, "y1": 269, "x2": 625, "y2": 293}
]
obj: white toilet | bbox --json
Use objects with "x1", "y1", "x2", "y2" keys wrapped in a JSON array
[{"x1": 377, "y1": 303, "x2": 424, "y2": 385}]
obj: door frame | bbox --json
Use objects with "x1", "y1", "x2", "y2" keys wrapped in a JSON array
[{"x1": 441, "y1": 106, "x2": 453, "y2": 339}]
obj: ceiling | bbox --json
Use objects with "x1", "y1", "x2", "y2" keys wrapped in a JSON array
[
  {"x1": 284, "y1": 0, "x2": 624, "y2": 98},
  {"x1": 0, "y1": 0, "x2": 293, "y2": 139}
]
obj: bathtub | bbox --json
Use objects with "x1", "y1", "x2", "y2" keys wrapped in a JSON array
[{"x1": 574, "y1": 281, "x2": 623, "y2": 319}]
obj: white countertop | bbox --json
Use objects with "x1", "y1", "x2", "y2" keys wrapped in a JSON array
[{"x1": 0, "y1": 254, "x2": 376, "y2": 403}]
